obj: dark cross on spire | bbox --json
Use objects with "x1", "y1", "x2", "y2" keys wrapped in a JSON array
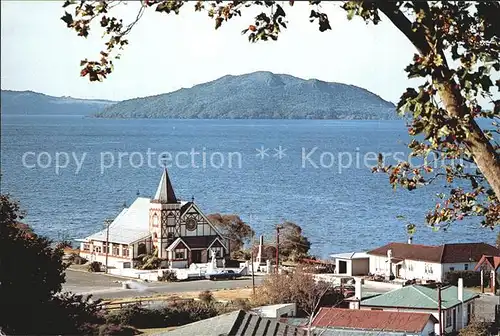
[{"x1": 191, "y1": 195, "x2": 195, "y2": 203}]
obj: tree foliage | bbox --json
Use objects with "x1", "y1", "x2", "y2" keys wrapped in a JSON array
[
  {"x1": 207, "y1": 213, "x2": 254, "y2": 254},
  {"x1": 278, "y1": 221, "x2": 311, "y2": 262},
  {"x1": 0, "y1": 194, "x2": 104, "y2": 334},
  {"x1": 254, "y1": 266, "x2": 343, "y2": 318},
  {"x1": 61, "y1": 1, "x2": 500, "y2": 228}
]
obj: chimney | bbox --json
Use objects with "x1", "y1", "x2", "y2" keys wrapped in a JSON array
[
  {"x1": 458, "y1": 278, "x2": 463, "y2": 302},
  {"x1": 408, "y1": 236, "x2": 413, "y2": 244}
]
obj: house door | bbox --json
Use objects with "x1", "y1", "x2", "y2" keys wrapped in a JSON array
[
  {"x1": 396, "y1": 264, "x2": 402, "y2": 278},
  {"x1": 191, "y1": 250, "x2": 202, "y2": 263}
]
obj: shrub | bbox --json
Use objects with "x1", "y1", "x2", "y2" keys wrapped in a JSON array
[
  {"x1": 106, "y1": 300, "x2": 220, "y2": 329},
  {"x1": 98, "y1": 324, "x2": 138, "y2": 336},
  {"x1": 232, "y1": 298, "x2": 253, "y2": 311},
  {"x1": 444, "y1": 270, "x2": 492, "y2": 287},
  {"x1": 459, "y1": 321, "x2": 491, "y2": 336},
  {"x1": 68, "y1": 253, "x2": 87, "y2": 265},
  {"x1": 198, "y1": 291, "x2": 214, "y2": 304},
  {"x1": 158, "y1": 270, "x2": 177, "y2": 282},
  {"x1": 105, "y1": 305, "x2": 163, "y2": 329},
  {"x1": 87, "y1": 261, "x2": 102, "y2": 272}
]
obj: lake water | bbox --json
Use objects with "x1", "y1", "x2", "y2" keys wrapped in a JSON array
[{"x1": 1, "y1": 115, "x2": 496, "y2": 257}]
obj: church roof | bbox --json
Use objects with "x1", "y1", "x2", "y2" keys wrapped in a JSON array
[
  {"x1": 84, "y1": 197, "x2": 151, "y2": 245},
  {"x1": 153, "y1": 168, "x2": 178, "y2": 204}
]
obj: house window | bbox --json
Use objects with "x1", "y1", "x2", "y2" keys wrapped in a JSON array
[
  {"x1": 174, "y1": 250, "x2": 186, "y2": 260},
  {"x1": 102, "y1": 243, "x2": 110, "y2": 254},
  {"x1": 112, "y1": 245, "x2": 120, "y2": 256},
  {"x1": 464, "y1": 264, "x2": 469, "y2": 270},
  {"x1": 94, "y1": 246, "x2": 102, "y2": 253},
  {"x1": 83, "y1": 243, "x2": 90, "y2": 251},
  {"x1": 446, "y1": 310, "x2": 452, "y2": 327},
  {"x1": 449, "y1": 267, "x2": 455, "y2": 271},
  {"x1": 122, "y1": 246, "x2": 129, "y2": 257},
  {"x1": 425, "y1": 264, "x2": 433, "y2": 274}
]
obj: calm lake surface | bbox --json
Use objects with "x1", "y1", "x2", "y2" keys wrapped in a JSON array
[{"x1": 1, "y1": 115, "x2": 496, "y2": 257}]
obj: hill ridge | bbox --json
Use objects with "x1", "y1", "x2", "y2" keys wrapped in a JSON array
[{"x1": 95, "y1": 71, "x2": 396, "y2": 120}]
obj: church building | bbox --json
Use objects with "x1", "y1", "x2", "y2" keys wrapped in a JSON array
[{"x1": 78, "y1": 169, "x2": 229, "y2": 269}]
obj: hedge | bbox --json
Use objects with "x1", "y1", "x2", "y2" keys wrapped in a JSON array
[{"x1": 444, "y1": 270, "x2": 493, "y2": 287}]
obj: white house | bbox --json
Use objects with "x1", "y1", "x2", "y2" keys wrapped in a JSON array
[
  {"x1": 78, "y1": 169, "x2": 229, "y2": 269},
  {"x1": 349, "y1": 279, "x2": 478, "y2": 335},
  {"x1": 330, "y1": 252, "x2": 370, "y2": 276},
  {"x1": 367, "y1": 242, "x2": 500, "y2": 282}
]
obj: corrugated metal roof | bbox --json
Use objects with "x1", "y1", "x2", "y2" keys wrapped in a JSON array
[
  {"x1": 156, "y1": 310, "x2": 307, "y2": 336},
  {"x1": 312, "y1": 308, "x2": 436, "y2": 333},
  {"x1": 314, "y1": 329, "x2": 407, "y2": 336},
  {"x1": 361, "y1": 284, "x2": 478, "y2": 309},
  {"x1": 84, "y1": 197, "x2": 151, "y2": 245},
  {"x1": 330, "y1": 252, "x2": 370, "y2": 260}
]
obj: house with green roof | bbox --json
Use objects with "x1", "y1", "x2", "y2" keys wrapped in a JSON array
[{"x1": 357, "y1": 282, "x2": 478, "y2": 335}]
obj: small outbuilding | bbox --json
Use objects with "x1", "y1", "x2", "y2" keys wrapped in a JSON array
[{"x1": 330, "y1": 252, "x2": 370, "y2": 276}]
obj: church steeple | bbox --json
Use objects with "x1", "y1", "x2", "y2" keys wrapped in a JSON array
[{"x1": 154, "y1": 168, "x2": 178, "y2": 203}]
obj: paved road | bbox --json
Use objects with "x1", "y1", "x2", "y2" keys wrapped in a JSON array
[
  {"x1": 63, "y1": 269, "x2": 263, "y2": 300},
  {"x1": 475, "y1": 294, "x2": 499, "y2": 322}
]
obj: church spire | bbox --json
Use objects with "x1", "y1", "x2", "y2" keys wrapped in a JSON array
[{"x1": 154, "y1": 168, "x2": 178, "y2": 203}]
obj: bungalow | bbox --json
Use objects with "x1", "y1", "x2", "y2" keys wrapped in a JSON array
[
  {"x1": 78, "y1": 169, "x2": 229, "y2": 269},
  {"x1": 350, "y1": 280, "x2": 478, "y2": 335},
  {"x1": 311, "y1": 307, "x2": 438, "y2": 336},
  {"x1": 367, "y1": 242, "x2": 500, "y2": 282}
]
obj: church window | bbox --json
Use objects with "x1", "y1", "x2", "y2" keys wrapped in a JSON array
[
  {"x1": 94, "y1": 246, "x2": 102, "y2": 253},
  {"x1": 186, "y1": 218, "x2": 197, "y2": 231},
  {"x1": 174, "y1": 249, "x2": 186, "y2": 260},
  {"x1": 152, "y1": 213, "x2": 159, "y2": 227},
  {"x1": 138, "y1": 243, "x2": 147, "y2": 255}
]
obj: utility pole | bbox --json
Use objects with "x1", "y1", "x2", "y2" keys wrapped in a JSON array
[
  {"x1": 438, "y1": 283, "x2": 443, "y2": 335},
  {"x1": 104, "y1": 219, "x2": 113, "y2": 274},
  {"x1": 275, "y1": 225, "x2": 281, "y2": 274},
  {"x1": 251, "y1": 234, "x2": 256, "y2": 296}
]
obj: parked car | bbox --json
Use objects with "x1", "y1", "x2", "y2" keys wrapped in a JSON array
[
  {"x1": 333, "y1": 285, "x2": 355, "y2": 298},
  {"x1": 205, "y1": 270, "x2": 242, "y2": 281}
]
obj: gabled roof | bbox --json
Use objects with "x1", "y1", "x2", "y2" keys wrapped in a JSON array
[
  {"x1": 153, "y1": 168, "x2": 178, "y2": 204},
  {"x1": 84, "y1": 197, "x2": 151, "y2": 245},
  {"x1": 474, "y1": 255, "x2": 500, "y2": 271},
  {"x1": 361, "y1": 284, "x2": 479, "y2": 310},
  {"x1": 312, "y1": 308, "x2": 437, "y2": 333},
  {"x1": 441, "y1": 243, "x2": 500, "y2": 263},
  {"x1": 166, "y1": 237, "x2": 191, "y2": 251},
  {"x1": 155, "y1": 309, "x2": 307, "y2": 336},
  {"x1": 367, "y1": 242, "x2": 500, "y2": 264},
  {"x1": 181, "y1": 235, "x2": 227, "y2": 250}
]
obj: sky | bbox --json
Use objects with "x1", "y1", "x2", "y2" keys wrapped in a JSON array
[{"x1": 1, "y1": 1, "x2": 431, "y2": 103}]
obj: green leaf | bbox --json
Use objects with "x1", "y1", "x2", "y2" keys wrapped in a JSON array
[{"x1": 60, "y1": 12, "x2": 73, "y2": 27}]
